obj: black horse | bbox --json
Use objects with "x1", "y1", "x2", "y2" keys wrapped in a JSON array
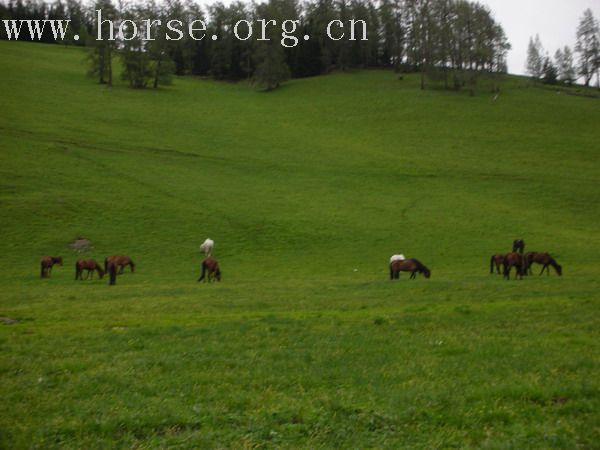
[{"x1": 513, "y1": 239, "x2": 525, "y2": 254}]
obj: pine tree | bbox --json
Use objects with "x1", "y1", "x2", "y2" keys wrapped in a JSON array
[
  {"x1": 87, "y1": 0, "x2": 117, "y2": 86},
  {"x1": 575, "y1": 8, "x2": 600, "y2": 87},
  {"x1": 526, "y1": 34, "x2": 544, "y2": 81}
]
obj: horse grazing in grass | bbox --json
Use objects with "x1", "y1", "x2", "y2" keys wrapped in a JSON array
[
  {"x1": 104, "y1": 255, "x2": 135, "y2": 274},
  {"x1": 503, "y1": 252, "x2": 526, "y2": 280},
  {"x1": 75, "y1": 259, "x2": 104, "y2": 280},
  {"x1": 513, "y1": 239, "x2": 525, "y2": 253},
  {"x1": 40, "y1": 256, "x2": 63, "y2": 278},
  {"x1": 490, "y1": 254, "x2": 506, "y2": 274},
  {"x1": 198, "y1": 257, "x2": 221, "y2": 282},
  {"x1": 200, "y1": 238, "x2": 214, "y2": 257},
  {"x1": 390, "y1": 258, "x2": 431, "y2": 280},
  {"x1": 525, "y1": 252, "x2": 562, "y2": 276}
]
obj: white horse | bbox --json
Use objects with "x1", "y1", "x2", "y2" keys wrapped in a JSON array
[
  {"x1": 390, "y1": 254, "x2": 406, "y2": 263},
  {"x1": 200, "y1": 238, "x2": 214, "y2": 256}
]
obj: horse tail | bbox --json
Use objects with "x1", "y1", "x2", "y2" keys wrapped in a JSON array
[
  {"x1": 75, "y1": 261, "x2": 79, "y2": 280},
  {"x1": 130, "y1": 260, "x2": 135, "y2": 273},
  {"x1": 490, "y1": 255, "x2": 495, "y2": 274},
  {"x1": 104, "y1": 258, "x2": 108, "y2": 273},
  {"x1": 41, "y1": 262, "x2": 45, "y2": 278},
  {"x1": 389, "y1": 263, "x2": 394, "y2": 280}
]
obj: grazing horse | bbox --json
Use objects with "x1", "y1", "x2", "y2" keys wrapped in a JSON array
[
  {"x1": 513, "y1": 239, "x2": 525, "y2": 253},
  {"x1": 503, "y1": 252, "x2": 526, "y2": 280},
  {"x1": 40, "y1": 256, "x2": 63, "y2": 278},
  {"x1": 104, "y1": 255, "x2": 135, "y2": 274},
  {"x1": 199, "y1": 238, "x2": 214, "y2": 257},
  {"x1": 198, "y1": 257, "x2": 221, "y2": 282},
  {"x1": 75, "y1": 259, "x2": 104, "y2": 280},
  {"x1": 525, "y1": 252, "x2": 562, "y2": 276},
  {"x1": 390, "y1": 258, "x2": 431, "y2": 280}
]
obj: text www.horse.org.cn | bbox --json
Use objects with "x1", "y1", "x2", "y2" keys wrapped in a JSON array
[{"x1": 94, "y1": 10, "x2": 368, "y2": 47}]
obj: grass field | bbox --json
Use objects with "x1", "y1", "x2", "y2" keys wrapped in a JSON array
[{"x1": 1, "y1": 41, "x2": 599, "y2": 448}]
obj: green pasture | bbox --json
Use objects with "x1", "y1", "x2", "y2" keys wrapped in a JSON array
[{"x1": 0, "y1": 41, "x2": 599, "y2": 448}]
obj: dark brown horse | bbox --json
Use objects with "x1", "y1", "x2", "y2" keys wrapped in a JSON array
[
  {"x1": 198, "y1": 257, "x2": 221, "y2": 282},
  {"x1": 106, "y1": 260, "x2": 118, "y2": 285},
  {"x1": 390, "y1": 258, "x2": 431, "y2": 280},
  {"x1": 489, "y1": 254, "x2": 505, "y2": 274},
  {"x1": 40, "y1": 256, "x2": 63, "y2": 278},
  {"x1": 503, "y1": 252, "x2": 526, "y2": 280},
  {"x1": 104, "y1": 255, "x2": 135, "y2": 274},
  {"x1": 75, "y1": 259, "x2": 104, "y2": 280},
  {"x1": 513, "y1": 239, "x2": 525, "y2": 253},
  {"x1": 525, "y1": 252, "x2": 562, "y2": 276}
]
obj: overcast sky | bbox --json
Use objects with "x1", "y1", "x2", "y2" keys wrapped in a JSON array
[
  {"x1": 478, "y1": 0, "x2": 600, "y2": 75},
  {"x1": 192, "y1": 0, "x2": 600, "y2": 76}
]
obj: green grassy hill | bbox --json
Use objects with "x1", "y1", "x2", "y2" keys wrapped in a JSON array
[{"x1": 1, "y1": 41, "x2": 599, "y2": 448}]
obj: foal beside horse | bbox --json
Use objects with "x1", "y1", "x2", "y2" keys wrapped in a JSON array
[
  {"x1": 390, "y1": 259, "x2": 431, "y2": 280},
  {"x1": 198, "y1": 257, "x2": 221, "y2": 283},
  {"x1": 40, "y1": 256, "x2": 63, "y2": 278},
  {"x1": 525, "y1": 252, "x2": 562, "y2": 276},
  {"x1": 75, "y1": 259, "x2": 104, "y2": 280}
]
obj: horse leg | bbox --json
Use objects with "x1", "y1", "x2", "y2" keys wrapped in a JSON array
[{"x1": 198, "y1": 263, "x2": 206, "y2": 282}]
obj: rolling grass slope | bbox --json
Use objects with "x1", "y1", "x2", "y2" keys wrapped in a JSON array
[{"x1": 1, "y1": 41, "x2": 599, "y2": 448}]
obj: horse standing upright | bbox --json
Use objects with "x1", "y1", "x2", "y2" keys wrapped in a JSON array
[
  {"x1": 198, "y1": 257, "x2": 221, "y2": 282},
  {"x1": 513, "y1": 239, "x2": 525, "y2": 253},
  {"x1": 106, "y1": 260, "x2": 118, "y2": 285},
  {"x1": 390, "y1": 258, "x2": 431, "y2": 280},
  {"x1": 525, "y1": 252, "x2": 562, "y2": 276},
  {"x1": 200, "y1": 238, "x2": 214, "y2": 257},
  {"x1": 40, "y1": 256, "x2": 63, "y2": 278},
  {"x1": 75, "y1": 259, "x2": 104, "y2": 280}
]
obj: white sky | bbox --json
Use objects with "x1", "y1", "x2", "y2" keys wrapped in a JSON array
[
  {"x1": 191, "y1": 0, "x2": 600, "y2": 76},
  {"x1": 479, "y1": 0, "x2": 600, "y2": 75}
]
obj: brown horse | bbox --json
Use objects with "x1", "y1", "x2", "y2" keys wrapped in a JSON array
[
  {"x1": 75, "y1": 259, "x2": 104, "y2": 280},
  {"x1": 489, "y1": 254, "x2": 505, "y2": 274},
  {"x1": 503, "y1": 252, "x2": 526, "y2": 280},
  {"x1": 104, "y1": 256, "x2": 135, "y2": 274},
  {"x1": 198, "y1": 257, "x2": 221, "y2": 282},
  {"x1": 390, "y1": 258, "x2": 431, "y2": 280},
  {"x1": 40, "y1": 256, "x2": 63, "y2": 278},
  {"x1": 525, "y1": 252, "x2": 562, "y2": 276}
]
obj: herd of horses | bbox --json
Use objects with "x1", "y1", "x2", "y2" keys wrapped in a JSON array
[
  {"x1": 41, "y1": 255, "x2": 135, "y2": 285},
  {"x1": 490, "y1": 239, "x2": 562, "y2": 280},
  {"x1": 39, "y1": 239, "x2": 561, "y2": 285}
]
